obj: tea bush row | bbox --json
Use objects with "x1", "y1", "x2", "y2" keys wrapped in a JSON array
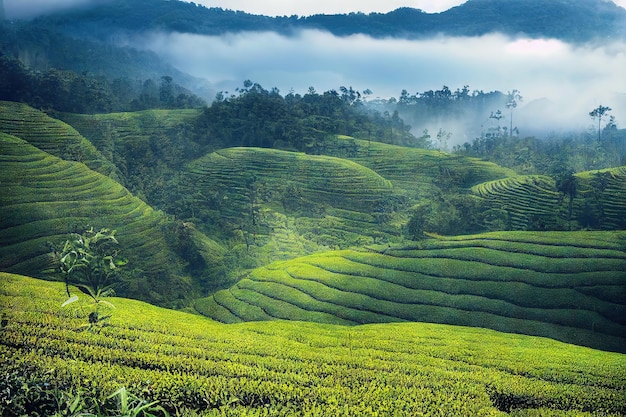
[{"x1": 2, "y1": 274, "x2": 624, "y2": 416}]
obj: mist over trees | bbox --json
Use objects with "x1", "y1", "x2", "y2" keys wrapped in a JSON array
[{"x1": 0, "y1": 53, "x2": 205, "y2": 113}]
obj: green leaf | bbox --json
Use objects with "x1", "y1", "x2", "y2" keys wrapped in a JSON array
[{"x1": 61, "y1": 295, "x2": 79, "y2": 307}]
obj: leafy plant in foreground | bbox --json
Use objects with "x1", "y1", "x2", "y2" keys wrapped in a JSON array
[
  {"x1": 53, "y1": 227, "x2": 126, "y2": 301},
  {"x1": 51, "y1": 227, "x2": 127, "y2": 329},
  {"x1": 102, "y1": 387, "x2": 170, "y2": 417}
]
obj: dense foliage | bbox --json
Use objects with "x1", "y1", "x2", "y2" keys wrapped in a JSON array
[
  {"x1": 455, "y1": 125, "x2": 626, "y2": 175},
  {"x1": 198, "y1": 82, "x2": 416, "y2": 151},
  {"x1": 0, "y1": 30, "x2": 205, "y2": 114},
  {"x1": 1, "y1": 273, "x2": 625, "y2": 416}
]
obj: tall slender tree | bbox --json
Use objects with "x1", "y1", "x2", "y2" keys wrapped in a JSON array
[
  {"x1": 506, "y1": 90, "x2": 522, "y2": 138},
  {"x1": 589, "y1": 105, "x2": 612, "y2": 141}
]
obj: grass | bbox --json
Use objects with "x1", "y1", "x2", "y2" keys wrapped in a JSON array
[
  {"x1": 196, "y1": 230, "x2": 626, "y2": 353},
  {"x1": 1, "y1": 273, "x2": 624, "y2": 416}
]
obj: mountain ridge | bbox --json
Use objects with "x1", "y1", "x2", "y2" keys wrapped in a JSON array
[{"x1": 23, "y1": 0, "x2": 626, "y2": 43}]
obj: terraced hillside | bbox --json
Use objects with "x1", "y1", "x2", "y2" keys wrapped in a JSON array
[
  {"x1": 2, "y1": 273, "x2": 624, "y2": 416},
  {"x1": 0, "y1": 133, "x2": 221, "y2": 305},
  {"x1": 0, "y1": 101, "x2": 121, "y2": 181},
  {"x1": 320, "y1": 135, "x2": 516, "y2": 191},
  {"x1": 196, "y1": 231, "x2": 626, "y2": 353},
  {"x1": 184, "y1": 147, "x2": 400, "y2": 249},
  {"x1": 59, "y1": 108, "x2": 201, "y2": 164},
  {"x1": 472, "y1": 175, "x2": 562, "y2": 230},
  {"x1": 576, "y1": 166, "x2": 626, "y2": 230},
  {"x1": 472, "y1": 169, "x2": 626, "y2": 230}
]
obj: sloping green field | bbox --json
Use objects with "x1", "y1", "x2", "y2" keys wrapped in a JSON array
[
  {"x1": 322, "y1": 135, "x2": 516, "y2": 190},
  {"x1": 0, "y1": 101, "x2": 121, "y2": 180},
  {"x1": 576, "y1": 166, "x2": 626, "y2": 230},
  {"x1": 196, "y1": 231, "x2": 626, "y2": 353},
  {"x1": 472, "y1": 175, "x2": 562, "y2": 230},
  {"x1": 1, "y1": 273, "x2": 624, "y2": 416},
  {"x1": 0, "y1": 133, "x2": 210, "y2": 304},
  {"x1": 58, "y1": 108, "x2": 201, "y2": 163},
  {"x1": 186, "y1": 147, "x2": 393, "y2": 213},
  {"x1": 184, "y1": 147, "x2": 400, "y2": 248},
  {"x1": 471, "y1": 168, "x2": 626, "y2": 230}
]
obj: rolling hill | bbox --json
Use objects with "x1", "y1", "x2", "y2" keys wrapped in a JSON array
[
  {"x1": 472, "y1": 167, "x2": 626, "y2": 230},
  {"x1": 1, "y1": 273, "x2": 624, "y2": 416},
  {"x1": 195, "y1": 230, "x2": 626, "y2": 353},
  {"x1": 0, "y1": 101, "x2": 121, "y2": 181},
  {"x1": 0, "y1": 132, "x2": 223, "y2": 305},
  {"x1": 321, "y1": 135, "x2": 516, "y2": 191}
]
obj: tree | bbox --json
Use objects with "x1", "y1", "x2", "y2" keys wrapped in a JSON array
[
  {"x1": 554, "y1": 171, "x2": 578, "y2": 230},
  {"x1": 589, "y1": 105, "x2": 612, "y2": 141},
  {"x1": 159, "y1": 75, "x2": 174, "y2": 107},
  {"x1": 506, "y1": 89, "x2": 522, "y2": 138}
]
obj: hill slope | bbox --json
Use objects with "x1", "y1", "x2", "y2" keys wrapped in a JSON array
[
  {"x1": 0, "y1": 133, "x2": 221, "y2": 305},
  {"x1": 322, "y1": 135, "x2": 516, "y2": 191},
  {"x1": 1, "y1": 273, "x2": 624, "y2": 416},
  {"x1": 0, "y1": 101, "x2": 121, "y2": 181},
  {"x1": 196, "y1": 230, "x2": 626, "y2": 353},
  {"x1": 182, "y1": 147, "x2": 400, "y2": 252},
  {"x1": 472, "y1": 167, "x2": 626, "y2": 230}
]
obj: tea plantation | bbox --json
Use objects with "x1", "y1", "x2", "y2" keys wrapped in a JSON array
[
  {"x1": 196, "y1": 231, "x2": 626, "y2": 353},
  {"x1": 1, "y1": 273, "x2": 624, "y2": 416},
  {"x1": 0, "y1": 133, "x2": 217, "y2": 305}
]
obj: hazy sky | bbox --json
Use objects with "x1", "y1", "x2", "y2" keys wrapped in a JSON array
[
  {"x1": 188, "y1": 0, "x2": 468, "y2": 15},
  {"x1": 197, "y1": 0, "x2": 626, "y2": 15}
]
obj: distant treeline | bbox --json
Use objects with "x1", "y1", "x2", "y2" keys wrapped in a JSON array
[
  {"x1": 0, "y1": 54, "x2": 204, "y2": 113},
  {"x1": 196, "y1": 82, "x2": 421, "y2": 151}
]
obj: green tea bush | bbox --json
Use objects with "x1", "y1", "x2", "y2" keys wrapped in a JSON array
[{"x1": 204, "y1": 231, "x2": 626, "y2": 352}]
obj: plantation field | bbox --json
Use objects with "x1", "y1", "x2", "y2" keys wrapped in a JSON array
[
  {"x1": 59, "y1": 108, "x2": 201, "y2": 164},
  {"x1": 0, "y1": 133, "x2": 215, "y2": 305},
  {"x1": 0, "y1": 101, "x2": 120, "y2": 180},
  {"x1": 183, "y1": 147, "x2": 402, "y2": 249},
  {"x1": 471, "y1": 168, "x2": 626, "y2": 230},
  {"x1": 322, "y1": 135, "x2": 516, "y2": 190},
  {"x1": 472, "y1": 175, "x2": 561, "y2": 230},
  {"x1": 196, "y1": 230, "x2": 626, "y2": 353},
  {"x1": 576, "y1": 166, "x2": 626, "y2": 230},
  {"x1": 1, "y1": 273, "x2": 624, "y2": 416}
]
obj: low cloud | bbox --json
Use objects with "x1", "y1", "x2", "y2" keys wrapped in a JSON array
[{"x1": 134, "y1": 30, "x2": 626, "y2": 139}]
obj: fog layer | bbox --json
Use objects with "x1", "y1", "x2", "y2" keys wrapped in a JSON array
[{"x1": 135, "y1": 30, "x2": 626, "y2": 136}]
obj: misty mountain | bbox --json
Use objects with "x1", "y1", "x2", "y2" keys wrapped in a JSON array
[
  {"x1": 24, "y1": 0, "x2": 626, "y2": 43},
  {"x1": 0, "y1": 22, "x2": 216, "y2": 100}
]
